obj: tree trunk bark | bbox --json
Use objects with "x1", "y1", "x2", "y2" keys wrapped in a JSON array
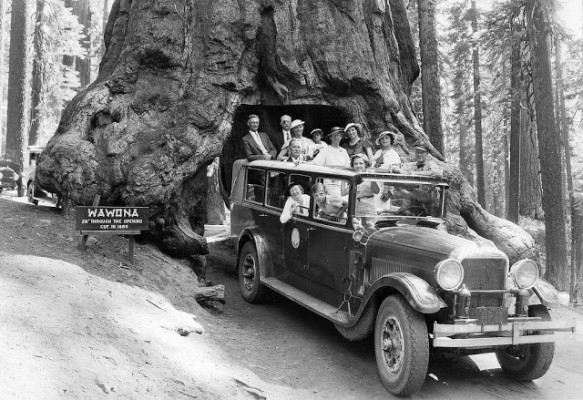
[
  {"x1": 6, "y1": 0, "x2": 32, "y2": 169},
  {"x1": 508, "y1": 17, "x2": 521, "y2": 223},
  {"x1": 519, "y1": 79, "x2": 543, "y2": 219},
  {"x1": 36, "y1": 0, "x2": 537, "y2": 265},
  {"x1": 554, "y1": 36, "x2": 573, "y2": 198},
  {"x1": 206, "y1": 158, "x2": 226, "y2": 225},
  {"x1": 29, "y1": 0, "x2": 46, "y2": 147},
  {"x1": 572, "y1": 194, "x2": 583, "y2": 305},
  {"x1": 417, "y1": 0, "x2": 443, "y2": 154},
  {"x1": 470, "y1": 0, "x2": 485, "y2": 208},
  {"x1": 0, "y1": 0, "x2": 6, "y2": 152},
  {"x1": 526, "y1": 0, "x2": 569, "y2": 290}
]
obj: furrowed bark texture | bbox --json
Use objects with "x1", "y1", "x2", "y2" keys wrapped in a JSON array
[{"x1": 37, "y1": 0, "x2": 535, "y2": 261}]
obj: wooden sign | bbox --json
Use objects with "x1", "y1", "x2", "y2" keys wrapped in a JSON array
[{"x1": 76, "y1": 206, "x2": 149, "y2": 233}]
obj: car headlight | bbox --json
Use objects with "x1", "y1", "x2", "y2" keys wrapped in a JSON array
[
  {"x1": 434, "y1": 259, "x2": 464, "y2": 291},
  {"x1": 510, "y1": 259, "x2": 538, "y2": 289}
]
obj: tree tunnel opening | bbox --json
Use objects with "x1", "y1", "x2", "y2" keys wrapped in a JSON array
[{"x1": 220, "y1": 104, "x2": 349, "y2": 201}]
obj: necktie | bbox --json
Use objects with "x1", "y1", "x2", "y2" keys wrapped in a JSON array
[{"x1": 251, "y1": 131, "x2": 268, "y2": 155}]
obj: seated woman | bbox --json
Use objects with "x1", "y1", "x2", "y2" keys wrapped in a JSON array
[
  {"x1": 311, "y1": 182, "x2": 347, "y2": 222},
  {"x1": 280, "y1": 183, "x2": 311, "y2": 223},
  {"x1": 348, "y1": 154, "x2": 379, "y2": 230}
]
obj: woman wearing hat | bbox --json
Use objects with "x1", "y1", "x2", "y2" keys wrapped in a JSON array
[
  {"x1": 306, "y1": 128, "x2": 328, "y2": 159},
  {"x1": 372, "y1": 130, "x2": 401, "y2": 170},
  {"x1": 342, "y1": 123, "x2": 375, "y2": 163},
  {"x1": 277, "y1": 119, "x2": 314, "y2": 160},
  {"x1": 312, "y1": 126, "x2": 351, "y2": 167}
]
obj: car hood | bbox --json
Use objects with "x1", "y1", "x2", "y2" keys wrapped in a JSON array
[{"x1": 366, "y1": 225, "x2": 507, "y2": 262}]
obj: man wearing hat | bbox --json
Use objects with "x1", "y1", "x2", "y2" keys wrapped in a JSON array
[
  {"x1": 401, "y1": 140, "x2": 442, "y2": 178},
  {"x1": 242, "y1": 114, "x2": 277, "y2": 161},
  {"x1": 277, "y1": 119, "x2": 314, "y2": 160}
]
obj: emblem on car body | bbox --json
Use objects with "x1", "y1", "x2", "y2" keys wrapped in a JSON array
[{"x1": 291, "y1": 227, "x2": 300, "y2": 248}]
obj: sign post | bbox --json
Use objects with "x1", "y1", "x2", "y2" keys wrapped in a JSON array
[{"x1": 77, "y1": 201, "x2": 149, "y2": 263}]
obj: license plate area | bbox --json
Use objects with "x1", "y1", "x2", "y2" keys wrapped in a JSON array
[{"x1": 469, "y1": 307, "x2": 508, "y2": 324}]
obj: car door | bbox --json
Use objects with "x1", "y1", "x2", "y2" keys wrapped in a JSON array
[
  {"x1": 306, "y1": 177, "x2": 352, "y2": 298},
  {"x1": 281, "y1": 174, "x2": 312, "y2": 279}
]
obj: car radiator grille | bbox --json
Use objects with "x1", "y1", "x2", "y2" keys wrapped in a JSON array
[{"x1": 462, "y1": 258, "x2": 507, "y2": 307}]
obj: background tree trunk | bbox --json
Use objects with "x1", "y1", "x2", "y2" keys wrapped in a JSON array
[
  {"x1": 526, "y1": 0, "x2": 569, "y2": 290},
  {"x1": 417, "y1": 0, "x2": 443, "y2": 154},
  {"x1": 36, "y1": 0, "x2": 536, "y2": 264},
  {"x1": 572, "y1": 194, "x2": 583, "y2": 305},
  {"x1": 6, "y1": 0, "x2": 32, "y2": 168},
  {"x1": 29, "y1": 0, "x2": 46, "y2": 147},
  {"x1": 71, "y1": 0, "x2": 91, "y2": 89},
  {"x1": 0, "y1": 0, "x2": 6, "y2": 152},
  {"x1": 519, "y1": 101, "x2": 543, "y2": 219},
  {"x1": 470, "y1": 0, "x2": 485, "y2": 208},
  {"x1": 507, "y1": 17, "x2": 521, "y2": 223}
]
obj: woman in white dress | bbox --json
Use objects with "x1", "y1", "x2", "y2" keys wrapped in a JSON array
[{"x1": 372, "y1": 130, "x2": 400, "y2": 170}]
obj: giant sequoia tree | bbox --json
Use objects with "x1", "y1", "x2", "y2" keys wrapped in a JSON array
[{"x1": 37, "y1": 0, "x2": 535, "y2": 264}]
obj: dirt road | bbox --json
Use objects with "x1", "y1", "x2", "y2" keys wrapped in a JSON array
[
  {"x1": 205, "y1": 241, "x2": 583, "y2": 400},
  {"x1": 1, "y1": 192, "x2": 582, "y2": 399}
]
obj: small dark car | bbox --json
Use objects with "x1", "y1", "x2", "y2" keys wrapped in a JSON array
[
  {"x1": 0, "y1": 160, "x2": 24, "y2": 197},
  {"x1": 24, "y1": 146, "x2": 60, "y2": 207},
  {"x1": 230, "y1": 160, "x2": 575, "y2": 396}
]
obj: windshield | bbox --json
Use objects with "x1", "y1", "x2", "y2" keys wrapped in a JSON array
[{"x1": 353, "y1": 179, "x2": 446, "y2": 220}]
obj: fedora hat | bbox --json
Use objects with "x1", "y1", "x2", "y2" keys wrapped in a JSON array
[
  {"x1": 290, "y1": 119, "x2": 305, "y2": 129},
  {"x1": 375, "y1": 130, "x2": 398, "y2": 145},
  {"x1": 413, "y1": 140, "x2": 429, "y2": 152},
  {"x1": 326, "y1": 126, "x2": 344, "y2": 138}
]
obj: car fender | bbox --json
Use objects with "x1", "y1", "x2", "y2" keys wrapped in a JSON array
[
  {"x1": 366, "y1": 273, "x2": 447, "y2": 314},
  {"x1": 532, "y1": 276, "x2": 563, "y2": 307},
  {"x1": 236, "y1": 226, "x2": 275, "y2": 278}
]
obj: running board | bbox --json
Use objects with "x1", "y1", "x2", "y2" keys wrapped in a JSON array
[{"x1": 262, "y1": 277, "x2": 351, "y2": 325}]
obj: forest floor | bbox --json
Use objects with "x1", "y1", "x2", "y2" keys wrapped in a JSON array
[
  {"x1": 0, "y1": 189, "x2": 582, "y2": 400},
  {"x1": 0, "y1": 192, "x2": 311, "y2": 399}
]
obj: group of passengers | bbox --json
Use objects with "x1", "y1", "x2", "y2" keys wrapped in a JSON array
[
  {"x1": 242, "y1": 114, "x2": 405, "y2": 170},
  {"x1": 242, "y1": 113, "x2": 442, "y2": 226}
]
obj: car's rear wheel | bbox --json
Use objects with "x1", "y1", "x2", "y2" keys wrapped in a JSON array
[
  {"x1": 27, "y1": 183, "x2": 38, "y2": 205},
  {"x1": 238, "y1": 241, "x2": 266, "y2": 304},
  {"x1": 495, "y1": 305, "x2": 555, "y2": 381},
  {"x1": 374, "y1": 295, "x2": 429, "y2": 396}
]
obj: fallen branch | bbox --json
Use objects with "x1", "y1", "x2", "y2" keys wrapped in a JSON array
[{"x1": 194, "y1": 284, "x2": 225, "y2": 304}]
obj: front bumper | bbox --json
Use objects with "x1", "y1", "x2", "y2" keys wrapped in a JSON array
[{"x1": 432, "y1": 317, "x2": 576, "y2": 348}]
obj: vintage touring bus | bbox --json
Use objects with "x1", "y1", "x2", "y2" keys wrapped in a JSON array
[{"x1": 229, "y1": 159, "x2": 575, "y2": 396}]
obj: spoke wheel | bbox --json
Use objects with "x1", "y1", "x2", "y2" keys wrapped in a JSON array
[
  {"x1": 238, "y1": 242, "x2": 266, "y2": 303},
  {"x1": 27, "y1": 183, "x2": 38, "y2": 205},
  {"x1": 495, "y1": 305, "x2": 555, "y2": 381},
  {"x1": 374, "y1": 295, "x2": 428, "y2": 396}
]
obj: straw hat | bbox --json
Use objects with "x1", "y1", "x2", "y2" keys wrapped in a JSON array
[
  {"x1": 375, "y1": 130, "x2": 398, "y2": 146},
  {"x1": 290, "y1": 119, "x2": 305, "y2": 129}
]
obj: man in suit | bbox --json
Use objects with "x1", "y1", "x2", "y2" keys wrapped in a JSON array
[{"x1": 242, "y1": 114, "x2": 277, "y2": 161}]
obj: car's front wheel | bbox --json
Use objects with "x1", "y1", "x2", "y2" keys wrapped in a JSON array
[
  {"x1": 27, "y1": 183, "x2": 38, "y2": 205},
  {"x1": 374, "y1": 294, "x2": 429, "y2": 396},
  {"x1": 238, "y1": 241, "x2": 266, "y2": 304},
  {"x1": 495, "y1": 305, "x2": 555, "y2": 381}
]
